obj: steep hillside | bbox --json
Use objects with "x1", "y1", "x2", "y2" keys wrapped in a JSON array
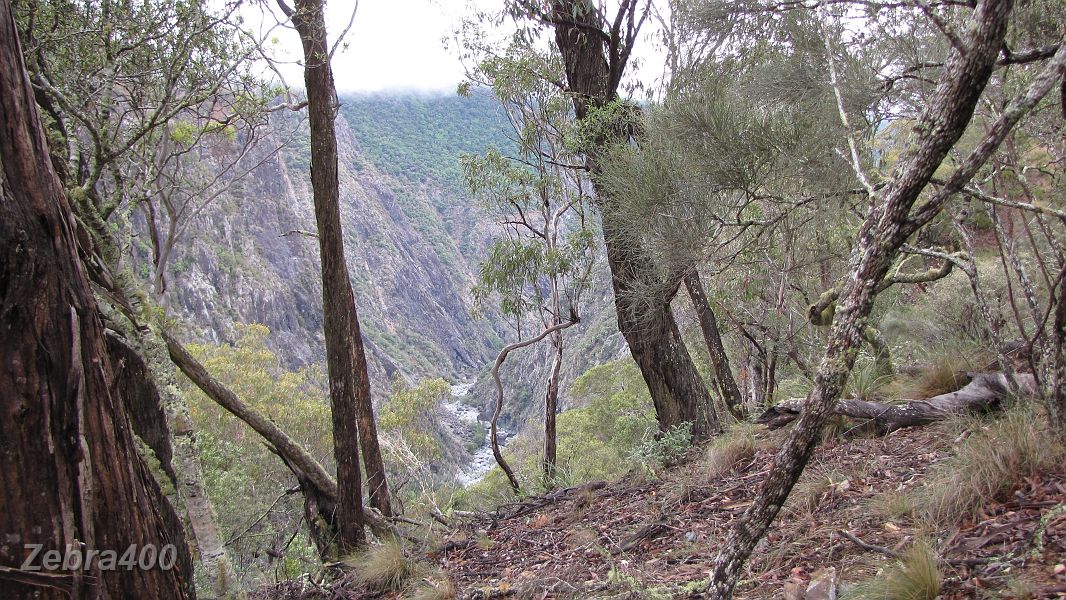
[{"x1": 163, "y1": 93, "x2": 514, "y2": 386}]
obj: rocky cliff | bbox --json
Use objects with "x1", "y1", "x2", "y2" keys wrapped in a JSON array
[{"x1": 163, "y1": 93, "x2": 510, "y2": 390}]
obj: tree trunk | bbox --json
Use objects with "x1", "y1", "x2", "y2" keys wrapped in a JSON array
[
  {"x1": 543, "y1": 330, "x2": 563, "y2": 486},
  {"x1": 108, "y1": 332, "x2": 239, "y2": 598},
  {"x1": 0, "y1": 1, "x2": 194, "y2": 594},
  {"x1": 756, "y1": 373, "x2": 1037, "y2": 433},
  {"x1": 549, "y1": 0, "x2": 721, "y2": 440},
  {"x1": 685, "y1": 271, "x2": 745, "y2": 419},
  {"x1": 285, "y1": 0, "x2": 395, "y2": 550},
  {"x1": 706, "y1": 3, "x2": 1036, "y2": 596},
  {"x1": 1052, "y1": 264, "x2": 1066, "y2": 442},
  {"x1": 491, "y1": 319, "x2": 579, "y2": 494}
]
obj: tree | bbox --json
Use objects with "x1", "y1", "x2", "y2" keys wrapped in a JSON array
[
  {"x1": 704, "y1": 1, "x2": 1066, "y2": 595},
  {"x1": 508, "y1": 0, "x2": 724, "y2": 440},
  {"x1": 275, "y1": 0, "x2": 392, "y2": 550},
  {"x1": 15, "y1": 1, "x2": 282, "y2": 592},
  {"x1": 0, "y1": 0, "x2": 194, "y2": 595},
  {"x1": 461, "y1": 36, "x2": 597, "y2": 486}
]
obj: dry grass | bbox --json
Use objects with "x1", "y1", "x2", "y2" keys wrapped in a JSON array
[
  {"x1": 897, "y1": 357, "x2": 970, "y2": 399},
  {"x1": 845, "y1": 542, "x2": 941, "y2": 600},
  {"x1": 705, "y1": 425, "x2": 758, "y2": 477},
  {"x1": 915, "y1": 408, "x2": 1064, "y2": 526},
  {"x1": 869, "y1": 489, "x2": 915, "y2": 520},
  {"x1": 407, "y1": 576, "x2": 457, "y2": 600},
  {"x1": 784, "y1": 469, "x2": 836, "y2": 516},
  {"x1": 346, "y1": 540, "x2": 418, "y2": 592}
]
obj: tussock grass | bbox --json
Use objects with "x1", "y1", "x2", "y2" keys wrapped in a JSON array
[
  {"x1": 869, "y1": 489, "x2": 915, "y2": 519},
  {"x1": 845, "y1": 542, "x2": 941, "y2": 600},
  {"x1": 785, "y1": 469, "x2": 835, "y2": 515},
  {"x1": 345, "y1": 540, "x2": 418, "y2": 592},
  {"x1": 916, "y1": 408, "x2": 1064, "y2": 526},
  {"x1": 898, "y1": 357, "x2": 970, "y2": 399},
  {"x1": 845, "y1": 361, "x2": 894, "y2": 401},
  {"x1": 705, "y1": 425, "x2": 758, "y2": 477},
  {"x1": 407, "y1": 577, "x2": 457, "y2": 600}
]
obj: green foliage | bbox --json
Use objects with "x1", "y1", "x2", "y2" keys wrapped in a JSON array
[
  {"x1": 379, "y1": 376, "x2": 451, "y2": 460},
  {"x1": 630, "y1": 424, "x2": 694, "y2": 473},
  {"x1": 178, "y1": 324, "x2": 328, "y2": 585},
  {"x1": 338, "y1": 91, "x2": 515, "y2": 192},
  {"x1": 456, "y1": 359, "x2": 658, "y2": 508}
]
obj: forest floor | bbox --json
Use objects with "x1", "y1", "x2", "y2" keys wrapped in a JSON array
[{"x1": 263, "y1": 419, "x2": 1066, "y2": 599}]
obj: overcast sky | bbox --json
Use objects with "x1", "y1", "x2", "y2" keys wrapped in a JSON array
[
  {"x1": 260, "y1": 0, "x2": 666, "y2": 95},
  {"x1": 260, "y1": 0, "x2": 496, "y2": 94}
]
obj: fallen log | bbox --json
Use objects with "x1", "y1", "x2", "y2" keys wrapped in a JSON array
[{"x1": 756, "y1": 373, "x2": 1037, "y2": 433}]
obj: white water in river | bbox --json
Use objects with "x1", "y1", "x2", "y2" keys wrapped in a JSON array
[{"x1": 443, "y1": 380, "x2": 509, "y2": 487}]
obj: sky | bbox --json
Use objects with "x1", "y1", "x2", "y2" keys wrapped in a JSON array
[
  {"x1": 259, "y1": 0, "x2": 667, "y2": 95},
  {"x1": 261, "y1": 0, "x2": 498, "y2": 94}
]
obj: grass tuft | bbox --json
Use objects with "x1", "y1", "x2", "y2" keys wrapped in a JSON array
[
  {"x1": 899, "y1": 357, "x2": 970, "y2": 399},
  {"x1": 407, "y1": 576, "x2": 457, "y2": 600},
  {"x1": 705, "y1": 425, "x2": 758, "y2": 477},
  {"x1": 346, "y1": 540, "x2": 418, "y2": 592},
  {"x1": 915, "y1": 408, "x2": 1064, "y2": 526},
  {"x1": 846, "y1": 542, "x2": 941, "y2": 600},
  {"x1": 869, "y1": 489, "x2": 915, "y2": 519}
]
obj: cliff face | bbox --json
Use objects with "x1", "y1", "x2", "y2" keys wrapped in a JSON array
[{"x1": 164, "y1": 93, "x2": 507, "y2": 389}]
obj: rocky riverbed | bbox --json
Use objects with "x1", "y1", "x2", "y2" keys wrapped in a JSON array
[{"x1": 443, "y1": 380, "x2": 510, "y2": 487}]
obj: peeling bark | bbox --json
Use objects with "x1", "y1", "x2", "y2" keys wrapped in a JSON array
[{"x1": 0, "y1": 2, "x2": 194, "y2": 594}]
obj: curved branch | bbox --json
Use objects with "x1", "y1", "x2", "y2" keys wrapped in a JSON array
[{"x1": 490, "y1": 317, "x2": 579, "y2": 494}]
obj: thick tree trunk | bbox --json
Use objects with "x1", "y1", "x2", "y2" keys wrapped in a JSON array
[
  {"x1": 685, "y1": 271, "x2": 745, "y2": 419},
  {"x1": 549, "y1": 0, "x2": 721, "y2": 440},
  {"x1": 756, "y1": 373, "x2": 1037, "y2": 433},
  {"x1": 0, "y1": 1, "x2": 194, "y2": 595},
  {"x1": 108, "y1": 333, "x2": 239, "y2": 598},
  {"x1": 706, "y1": 3, "x2": 1041, "y2": 596},
  {"x1": 543, "y1": 331, "x2": 563, "y2": 486}
]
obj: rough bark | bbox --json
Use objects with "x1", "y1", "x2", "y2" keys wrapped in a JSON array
[
  {"x1": 706, "y1": 2, "x2": 1022, "y2": 596},
  {"x1": 283, "y1": 0, "x2": 394, "y2": 550},
  {"x1": 1052, "y1": 265, "x2": 1066, "y2": 442},
  {"x1": 685, "y1": 271, "x2": 745, "y2": 418},
  {"x1": 549, "y1": 0, "x2": 721, "y2": 439},
  {"x1": 0, "y1": 1, "x2": 195, "y2": 594},
  {"x1": 756, "y1": 373, "x2": 1036, "y2": 433}
]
